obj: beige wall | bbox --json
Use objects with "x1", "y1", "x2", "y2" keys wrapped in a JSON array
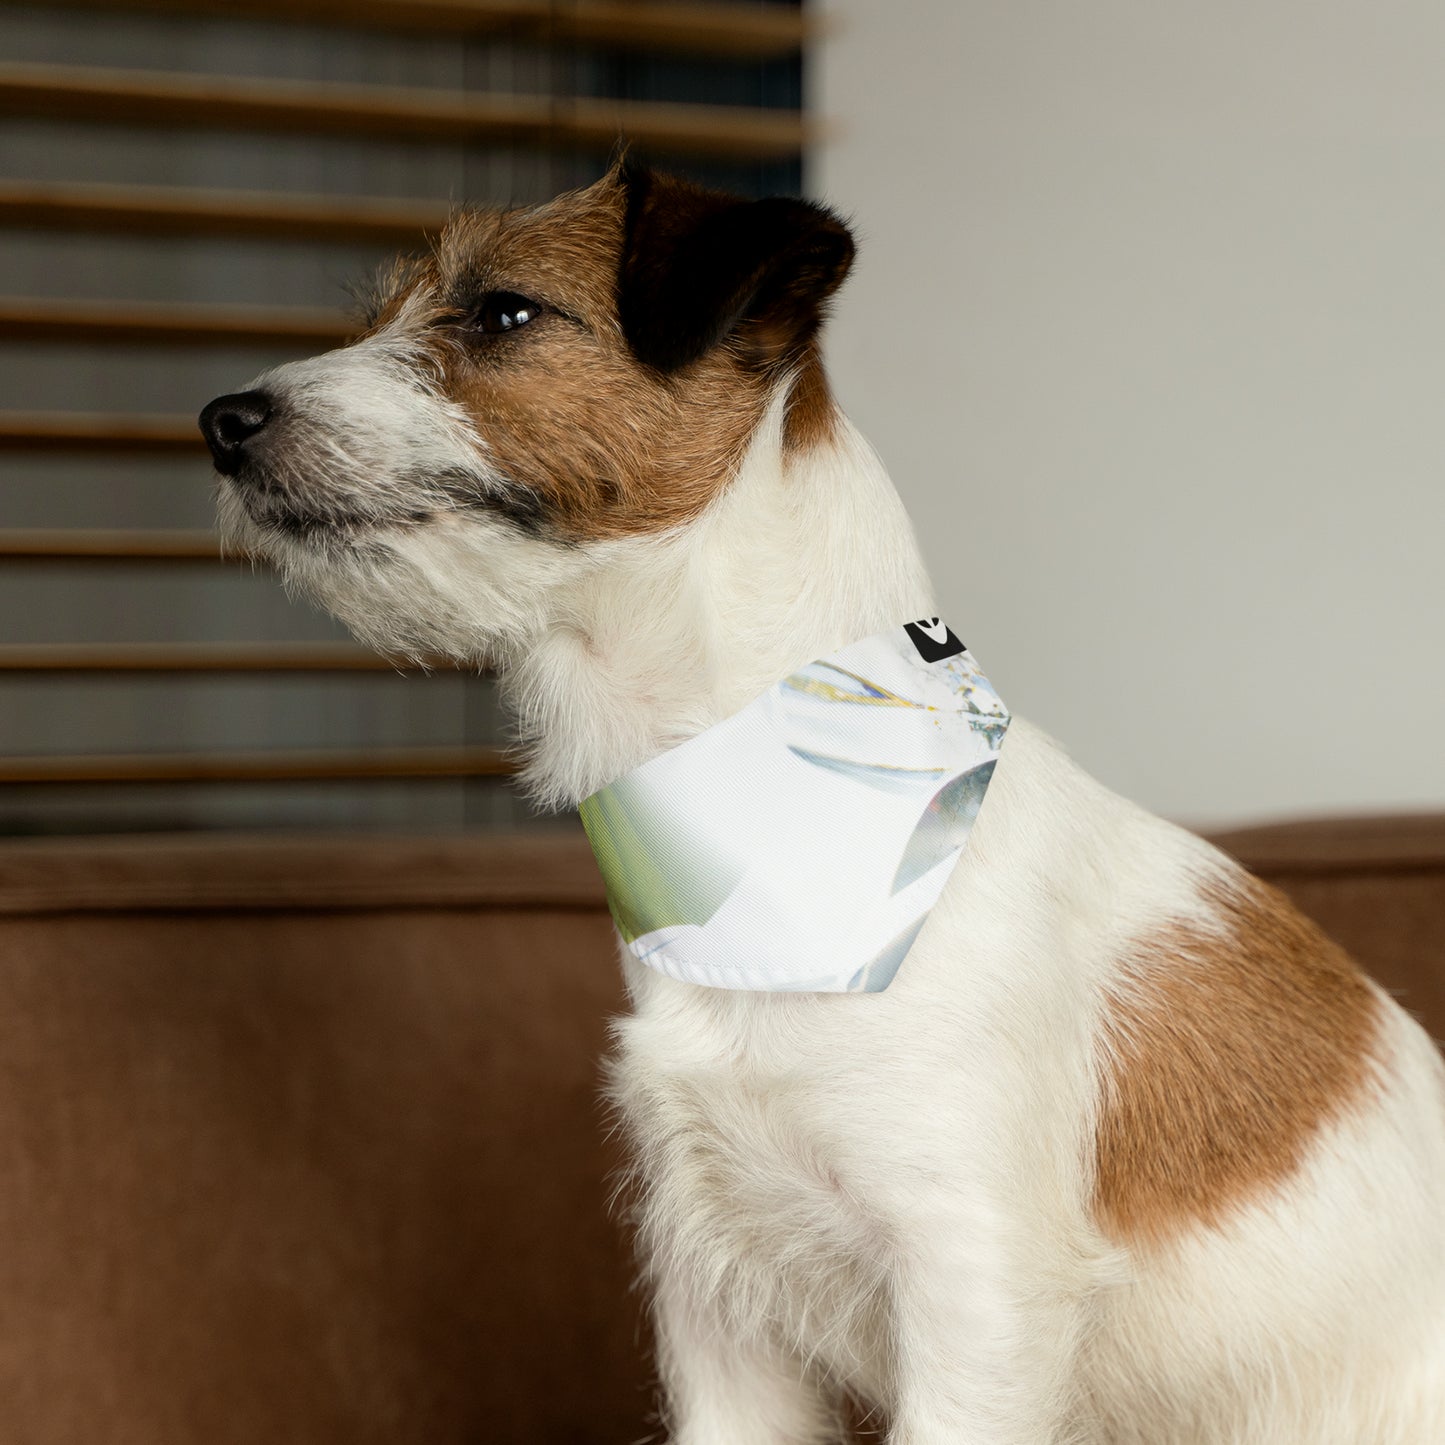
[{"x1": 814, "y1": 2, "x2": 1445, "y2": 826}]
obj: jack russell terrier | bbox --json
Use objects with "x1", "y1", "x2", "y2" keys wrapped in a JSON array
[{"x1": 200, "y1": 162, "x2": 1445, "y2": 1444}]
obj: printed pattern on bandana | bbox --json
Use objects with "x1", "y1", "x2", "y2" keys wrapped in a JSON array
[{"x1": 579, "y1": 622, "x2": 1009, "y2": 993}]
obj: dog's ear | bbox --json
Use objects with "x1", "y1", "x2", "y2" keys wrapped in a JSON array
[{"x1": 617, "y1": 162, "x2": 855, "y2": 374}]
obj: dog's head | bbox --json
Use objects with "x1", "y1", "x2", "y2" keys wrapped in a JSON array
[{"x1": 200, "y1": 163, "x2": 855, "y2": 663}]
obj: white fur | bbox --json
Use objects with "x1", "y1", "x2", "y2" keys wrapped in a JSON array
[{"x1": 220, "y1": 349, "x2": 1445, "y2": 1443}]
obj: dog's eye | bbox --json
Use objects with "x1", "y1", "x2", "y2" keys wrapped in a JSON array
[{"x1": 472, "y1": 291, "x2": 543, "y2": 334}]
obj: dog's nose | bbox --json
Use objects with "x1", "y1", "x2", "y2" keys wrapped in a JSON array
[{"x1": 199, "y1": 390, "x2": 273, "y2": 475}]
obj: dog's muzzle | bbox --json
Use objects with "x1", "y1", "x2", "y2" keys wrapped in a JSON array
[{"x1": 199, "y1": 390, "x2": 273, "y2": 476}]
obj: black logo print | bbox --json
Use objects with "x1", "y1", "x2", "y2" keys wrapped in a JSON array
[{"x1": 904, "y1": 618, "x2": 966, "y2": 663}]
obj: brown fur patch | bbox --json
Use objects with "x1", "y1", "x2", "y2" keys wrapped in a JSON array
[
  {"x1": 366, "y1": 172, "x2": 842, "y2": 542},
  {"x1": 782, "y1": 343, "x2": 840, "y2": 454},
  {"x1": 436, "y1": 184, "x2": 769, "y2": 540},
  {"x1": 1093, "y1": 872, "x2": 1382, "y2": 1247}
]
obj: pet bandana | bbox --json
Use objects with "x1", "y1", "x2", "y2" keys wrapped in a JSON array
[{"x1": 579, "y1": 621, "x2": 1009, "y2": 993}]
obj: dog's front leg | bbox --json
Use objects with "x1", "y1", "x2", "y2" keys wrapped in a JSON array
[
  {"x1": 883, "y1": 1213, "x2": 1092, "y2": 1445},
  {"x1": 653, "y1": 1274, "x2": 844, "y2": 1445}
]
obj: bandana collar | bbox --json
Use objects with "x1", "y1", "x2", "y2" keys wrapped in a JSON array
[{"x1": 580, "y1": 620, "x2": 1010, "y2": 993}]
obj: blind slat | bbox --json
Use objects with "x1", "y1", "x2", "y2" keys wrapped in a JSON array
[
  {"x1": 0, "y1": 62, "x2": 811, "y2": 161},
  {"x1": 0, "y1": 297, "x2": 352, "y2": 348},
  {"x1": 0, "y1": 529, "x2": 227, "y2": 560},
  {"x1": 0, "y1": 412, "x2": 202, "y2": 452},
  {"x1": 0, "y1": 0, "x2": 810, "y2": 58},
  {"x1": 0, "y1": 180, "x2": 447, "y2": 244},
  {"x1": 0, "y1": 296, "x2": 352, "y2": 346}
]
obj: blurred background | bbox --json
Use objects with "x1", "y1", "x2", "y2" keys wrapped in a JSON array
[
  {"x1": 5, "y1": 0, "x2": 1440, "y2": 842},
  {"x1": 819, "y1": 1, "x2": 1445, "y2": 827}
]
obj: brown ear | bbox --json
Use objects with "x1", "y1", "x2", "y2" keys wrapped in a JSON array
[{"x1": 617, "y1": 162, "x2": 855, "y2": 374}]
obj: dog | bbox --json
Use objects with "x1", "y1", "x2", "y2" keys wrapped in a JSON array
[{"x1": 200, "y1": 161, "x2": 1445, "y2": 1444}]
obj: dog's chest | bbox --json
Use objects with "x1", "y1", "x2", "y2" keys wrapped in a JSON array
[{"x1": 612, "y1": 989, "x2": 891, "y2": 1386}]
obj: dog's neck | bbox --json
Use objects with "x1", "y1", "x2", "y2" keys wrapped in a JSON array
[{"x1": 502, "y1": 392, "x2": 937, "y2": 809}]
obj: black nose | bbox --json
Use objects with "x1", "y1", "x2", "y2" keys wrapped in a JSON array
[{"x1": 199, "y1": 390, "x2": 272, "y2": 475}]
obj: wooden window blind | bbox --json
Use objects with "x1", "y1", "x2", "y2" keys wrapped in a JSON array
[{"x1": 0, "y1": 0, "x2": 809, "y2": 834}]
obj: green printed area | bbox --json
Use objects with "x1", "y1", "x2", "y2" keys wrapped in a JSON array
[{"x1": 579, "y1": 777, "x2": 743, "y2": 944}]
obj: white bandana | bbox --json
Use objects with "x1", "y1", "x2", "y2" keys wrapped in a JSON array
[{"x1": 579, "y1": 621, "x2": 1009, "y2": 993}]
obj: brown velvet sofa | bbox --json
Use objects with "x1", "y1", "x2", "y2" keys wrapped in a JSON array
[{"x1": 0, "y1": 817, "x2": 1440, "y2": 1443}]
